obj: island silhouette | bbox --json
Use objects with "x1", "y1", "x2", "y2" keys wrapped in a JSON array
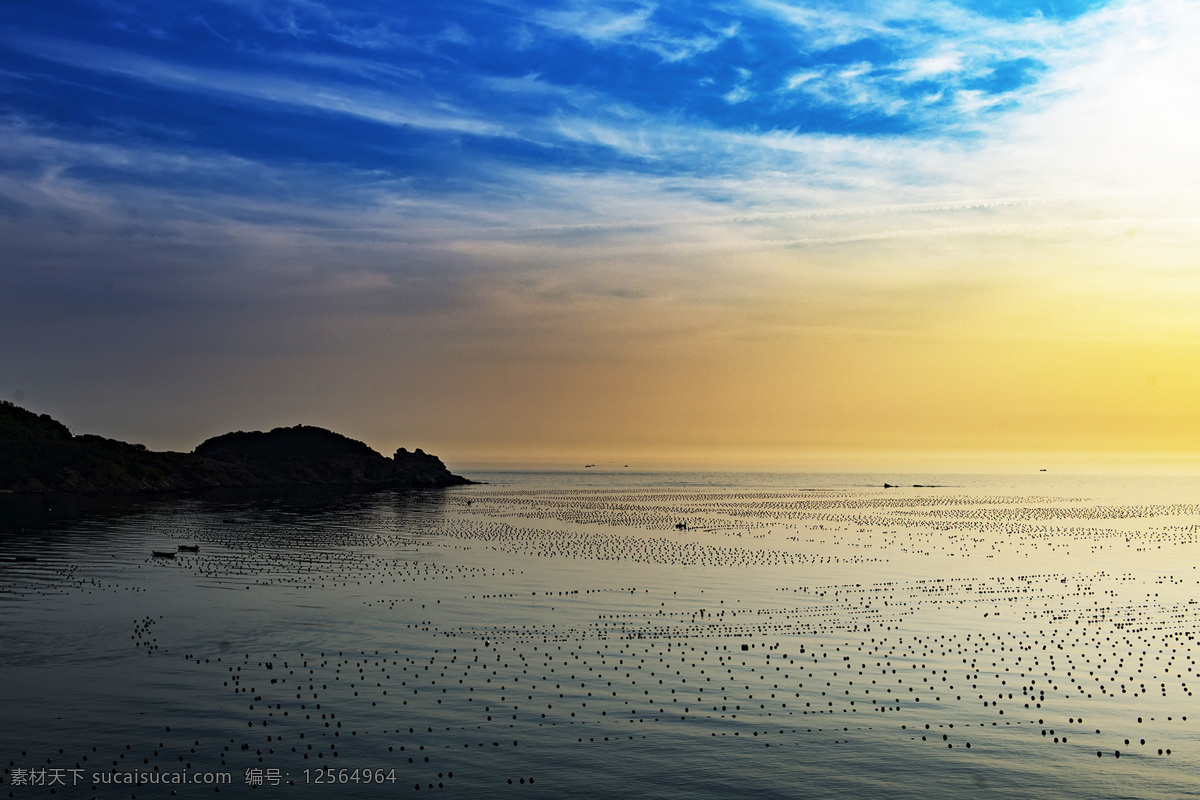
[{"x1": 0, "y1": 401, "x2": 469, "y2": 493}]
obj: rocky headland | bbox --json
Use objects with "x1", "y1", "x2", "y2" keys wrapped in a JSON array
[{"x1": 0, "y1": 401, "x2": 470, "y2": 494}]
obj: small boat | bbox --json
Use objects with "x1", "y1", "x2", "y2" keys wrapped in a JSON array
[
  {"x1": 177, "y1": 545, "x2": 199, "y2": 553},
  {"x1": 152, "y1": 550, "x2": 176, "y2": 559},
  {"x1": 13, "y1": 555, "x2": 38, "y2": 562}
]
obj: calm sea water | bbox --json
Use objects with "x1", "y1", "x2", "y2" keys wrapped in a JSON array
[{"x1": 1, "y1": 471, "x2": 1199, "y2": 798}]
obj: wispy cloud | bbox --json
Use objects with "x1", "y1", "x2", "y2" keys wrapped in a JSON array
[
  {"x1": 532, "y1": 4, "x2": 655, "y2": 43},
  {"x1": 4, "y1": 33, "x2": 508, "y2": 137},
  {"x1": 527, "y1": 1, "x2": 737, "y2": 62}
]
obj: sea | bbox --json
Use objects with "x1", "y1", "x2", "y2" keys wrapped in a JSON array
[{"x1": 1, "y1": 470, "x2": 1198, "y2": 798}]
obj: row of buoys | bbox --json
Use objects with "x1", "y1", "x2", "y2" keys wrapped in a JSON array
[{"x1": 4, "y1": 481, "x2": 1197, "y2": 795}]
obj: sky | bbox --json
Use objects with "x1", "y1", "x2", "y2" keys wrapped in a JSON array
[{"x1": 2, "y1": 0, "x2": 1200, "y2": 470}]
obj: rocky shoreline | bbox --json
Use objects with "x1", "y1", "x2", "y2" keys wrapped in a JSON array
[{"x1": 0, "y1": 402, "x2": 471, "y2": 494}]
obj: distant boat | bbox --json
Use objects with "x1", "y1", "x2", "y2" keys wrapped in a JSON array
[
  {"x1": 13, "y1": 555, "x2": 38, "y2": 562},
  {"x1": 177, "y1": 545, "x2": 199, "y2": 553},
  {"x1": 152, "y1": 550, "x2": 176, "y2": 559}
]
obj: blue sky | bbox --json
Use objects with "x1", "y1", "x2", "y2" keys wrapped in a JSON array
[
  {"x1": 0, "y1": 0, "x2": 1080, "y2": 168},
  {"x1": 2, "y1": 0, "x2": 1199, "y2": 466},
  {"x1": 0, "y1": 0, "x2": 1099, "y2": 209}
]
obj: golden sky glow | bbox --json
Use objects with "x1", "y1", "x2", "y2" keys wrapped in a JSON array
[{"x1": 3, "y1": 0, "x2": 1200, "y2": 469}]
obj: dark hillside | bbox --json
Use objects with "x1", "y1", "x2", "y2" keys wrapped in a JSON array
[
  {"x1": 195, "y1": 425, "x2": 407, "y2": 486},
  {"x1": 0, "y1": 403, "x2": 469, "y2": 493}
]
